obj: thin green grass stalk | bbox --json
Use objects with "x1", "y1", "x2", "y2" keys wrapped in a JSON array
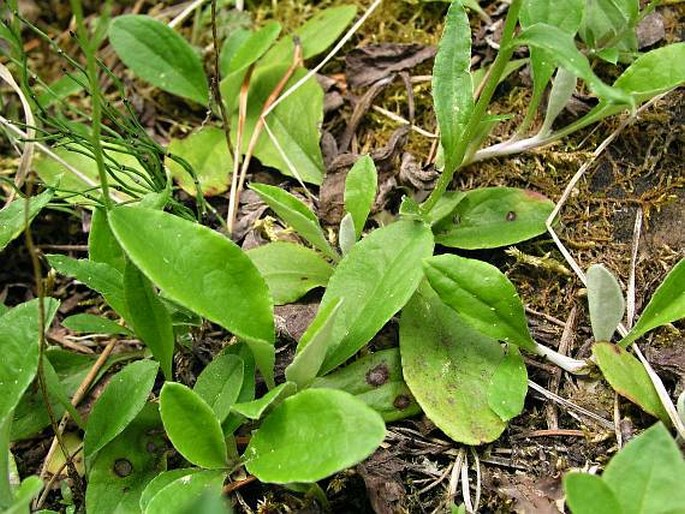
[
  {"x1": 69, "y1": 0, "x2": 112, "y2": 210},
  {"x1": 421, "y1": 0, "x2": 523, "y2": 214}
]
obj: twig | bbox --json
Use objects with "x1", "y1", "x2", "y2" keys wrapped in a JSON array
[
  {"x1": 210, "y1": 0, "x2": 234, "y2": 164},
  {"x1": 528, "y1": 380, "x2": 614, "y2": 430},
  {"x1": 626, "y1": 208, "x2": 642, "y2": 328},
  {"x1": 168, "y1": 0, "x2": 209, "y2": 29},
  {"x1": 461, "y1": 450, "x2": 473, "y2": 513}
]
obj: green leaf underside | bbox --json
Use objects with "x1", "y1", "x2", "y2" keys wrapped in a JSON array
[
  {"x1": 62, "y1": 313, "x2": 131, "y2": 336},
  {"x1": 143, "y1": 470, "x2": 225, "y2": 514},
  {"x1": 621, "y1": 258, "x2": 685, "y2": 347},
  {"x1": 246, "y1": 242, "x2": 333, "y2": 305},
  {"x1": 432, "y1": 0, "x2": 473, "y2": 173},
  {"x1": 586, "y1": 264, "x2": 625, "y2": 342},
  {"x1": 86, "y1": 403, "x2": 166, "y2": 514},
  {"x1": 433, "y1": 187, "x2": 554, "y2": 249},
  {"x1": 166, "y1": 127, "x2": 233, "y2": 196},
  {"x1": 0, "y1": 190, "x2": 52, "y2": 252},
  {"x1": 250, "y1": 184, "x2": 337, "y2": 260},
  {"x1": 245, "y1": 389, "x2": 385, "y2": 484},
  {"x1": 424, "y1": 254, "x2": 536, "y2": 350},
  {"x1": 160, "y1": 382, "x2": 227, "y2": 469},
  {"x1": 194, "y1": 353, "x2": 244, "y2": 423},
  {"x1": 231, "y1": 382, "x2": 296, "y2": 420},
  {"x1": 602, "y1": 423, "x2": 685, "y2": 514},
  {"x1": 109, "y1": 15, "x2": 209, "y2": 105},
  {"x1": 233, "y1": 65, "x2": 325, "y2": 185},
  {"x1": 84, "y1": 359, "x2": 159, "y2": 459},
  {"x1": 593, "y1": 343, "x2": 669, "y2": 423},
  {"x1": 344, "y1": 155, "x2": 378, "y2": 238},
  {"x1": 564, "y1": 473, "x2": 623, "y2": 514},
  {"x1": 400, "y1": 285, "x2": 523, "y2": 444},
  {"x1": 124, "y1": 262, "x2": 175, "y2": 380},
  {"x1": 311, "y1": 348, "x2": 421, "y2": 422},
  {"x1": 0, "y1": 299, "x2": 59, "y2": 424},
  {"x1": 109, "y1": 206, "x2": 274, "y2": 345},
  {"x1": 299, "y1": 220, "x2": 434, "y2": 375}
]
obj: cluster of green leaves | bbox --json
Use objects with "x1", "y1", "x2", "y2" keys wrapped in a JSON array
[{"x1": 2, "y1": 0, "x2": 685, "y2": 511}]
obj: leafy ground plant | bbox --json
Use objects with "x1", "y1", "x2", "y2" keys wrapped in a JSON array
[{"x1": 1, "y1": 0, "x2": 684, "y2": 511}]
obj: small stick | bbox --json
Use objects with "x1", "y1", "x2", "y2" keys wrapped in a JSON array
[
  {"x1": 626, "y1": 208, "x2": 643, "y2": 328},
  {"x1": 528, "y1": 380, "x2": 614, "y2": 430},
  {"x1": 520, "y1": 429, "x2": 586, "y2": 438}
]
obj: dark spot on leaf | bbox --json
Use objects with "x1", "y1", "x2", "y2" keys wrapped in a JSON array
[
  {"x1": 113, "y1": 458, "x2": 133, "y2": 477},
  {"x1": 366, "y1": 364, "x2": 390, "y2": 387},
  {"x1": 506, "y1": 211, "x2": 516, "y2": 221},
  {"x1": 393, "y1": 395, "x2": 411, "y2": 410},
  {"x1": 609, "y1": 344, "x2": 622, "y2": 355},
  {"x1": 300, "y1": 276, "x2": 309, "y2": 281}
]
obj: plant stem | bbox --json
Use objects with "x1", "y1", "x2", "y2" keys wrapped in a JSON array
[
  {"x1": 70, "y1": 0, "x2": 112, "y2": 211},
  {"x1": 422, "y1": 0, "x2": 522, "y2": 214},
  {"x1": 532, "y1": 342, "x2": 590, "y2": 375}
]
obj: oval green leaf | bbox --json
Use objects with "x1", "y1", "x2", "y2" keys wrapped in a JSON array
[
  {"x1": 433, "y1": 187, "x2": 554, "y2": 249},
  {"x1": 301, "y1": 220, "x2": 434, "y2": 374},
  {"x1": 400, "y1": 285, "x2": 521, "y2": 444},
  {"x1": 140, "y1": 469, "x2": 200, "y2": 512},
  {"x1": 250, "y1": 183, "x2": 337, "y2": 260},
  {"x1": 487, "y1": 346, "x2": 527, "y2": 421},
  {"x1": 89, "y1": 207, "x2": 126, "y2": 273},
  {"x1": 109, "y1": 15, "x2": 209, "y2": 105},
  {"x1": 613, "y1": 43, "x2": 685, "y2": 103},
  {"x1": 86, "y1": 403, "x2": 167, "y2": 514},
  {"x1": 166, "y1": 127, "x2": 233, "y2": 196},
  {"x1": 244, "y1": 389, "x2": 385, "y2": 484},
  {"x1": 564, "y1": 473, "x2": 622, "y2": 514},
  {"x1": 194, "y1": 353, "x2": 244, "y2": 424},
  {"x1": 246, "y1": 242, "x2": 333, "y2": 305},
  {"x1": 160, "y1": 382, "x2": 227, "y2": 469},
  {"x1": 143, "y1": 470, "x2": 226, "y2": 514},
  {"x1": 593, "y1": 342, "x2": 669, "y2": 423},
  {"x1": 587, "y1": 264, "x2": 625, "y2": 342},
  {"x1": 108, "y1": 206, "x2": 273, "y2": 345},
  {"x1": 227, "y1": 21, "x2": 281, "y2": 73},
  {"x1": 231, "y1": 382, "x2": 296, "y2": 420},
  {"x1": 344, "y1": 155, "x2": 378, "y2": 238},
  {"x1": 84, "y1": 359, "x2": 159, "y2": 459},
  {"x1": 424, "y1": 254, "x2": 536, "y2": 350},
  {"x1": 621, "y1": 258, "x2": 685, "y2": 347},
  {"x1": 0, "y1": 190, "x2": 52, "y2": 253}
]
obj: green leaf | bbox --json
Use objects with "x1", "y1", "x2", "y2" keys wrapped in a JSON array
[
  {"x1": 246, "y1": 242, "x2": 333, "y2": 305},
  {"x1": 62, "y1": 313, "x2": 132, "y2": 336},
  {"x1": 250, "y1": 183, "x2": 337, "y2": 260},
  {"x1": 602, "y1": 423, "x2": 685, "y2": 514},
  {"x1": 231, "y1": 382, "x2": 296, "y2": 420},
  {"x1": 520, "y1": 0, "x2": 584, "y2": 95},
  {"x1": 587, "y1": 264, "x2": 625, "y2": 342},
  {"x1": 433, "y1": 187, "x2": 554, "y2": 249},
  {"x1": 4, "y1": 476, "x2": 43, "y2": 514},
  {"x1": 0, "y1": 190, "x2": 52, "y2": 253},
  {"x1": 160, "y1": 382, "x2": 227, "y2": 469},
  {"x1": 260, "y1": 6, "x2": 358, "y2": 66},
  {"x1": 621, "y1": 258, "x2": 685, "y2": 346},
  {"x1": 487, "y1": 346, "x2": 527, "y2": 421},
  {"x1": 124, "y1": 262, "x2": 175, "y2": 380},
  {"x1": 84, "y1": 359, "x2": 159, "y2": 459},
  {"x1": 338, "y1": 213, "x2": 356, "y2": 255},
  {"x1": 514, "y1": 23, "x2": 632, "y2": 105},
  {"x1": 0, "y1": 298, "x2": 59, "y2": 423},
  {"x1": 46, "y1": 254, "x2": 128, "y2": 319},
  {"x1": 86, "y1": 403, "x2": 167, "y2": 514},
  {"x1": 613, "y1": 43, "x2": 685, "y2": 103},
  {"x1": 424, "y1": 254, "x2": 536, "y2": 350},
  {"x1": 109, "y1": 206, "x2": 274, "y2": 345},
  {"x1": 244, "y1": 389, "x2": 385, "y2": 483},
  {"x1": 234, "y1": 65, "x2": 325, "y2": 185},
  {"x1": 143, "y1": 470, "x2": 226, "y2": 514},
  {"x1": 109, "y1": 15, "x2": 209, "y2": 105},
  {"x1": 226, "y1": 21, "x2": 281, "y2": 73},
  {"x1": 194, "y1": 354, "x2": 244, "y2": 424},
  {"x1": 140, "y1": 469, "x2": 200, "y2": 512},
  {"x1": 344, "y1": 155, "x2": 378, "y2": 238},
  {"x1": 219, "y1": 28, "x2": 251, "y2": 76},
  {"x1": 564, "y1": 473, "x2": 623, "y2": 514},
  {"x1": 400, "y1": 284, "x2": 521, "y2": 444},
  {"x1": 285, "y1": 300, "x2": 343, "y2": 389},
  {"x1": 89, "y1": 208, "x2": 126, "y2": 273},
  {"x1": 301, "y1": 220, "x2": 434, "y2": 374},
  {"x1": 311, "y1": 348, "x2": 421, "y2": 422},
  {"x1": 166, "y1": 127, "x2": 233, "y2": 197},
  {"x1": 220, "y1": 343, "x2": 256, "y2": 435},
  {"x1": 579, "y1": 0, "x2": 638, "y2": 59},
  {"x1": 593, "y1": 342, "x2": 669, "y2": 423},
  {"x1": 432, "y1": 0, "x2": 473, "y2": 173}
]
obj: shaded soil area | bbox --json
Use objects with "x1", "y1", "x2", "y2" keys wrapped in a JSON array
[{"x1": 1, "y1": 0, "x2": 684, "y2": 512}]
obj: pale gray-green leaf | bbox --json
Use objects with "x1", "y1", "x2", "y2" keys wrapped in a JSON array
[{"x1": 587, "y1": 264, "x2": 625, "y2": 342}]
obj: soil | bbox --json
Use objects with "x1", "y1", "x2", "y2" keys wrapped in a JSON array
[{"x1": 1, "y1": 1, "x2": 684, "y2": 513}]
